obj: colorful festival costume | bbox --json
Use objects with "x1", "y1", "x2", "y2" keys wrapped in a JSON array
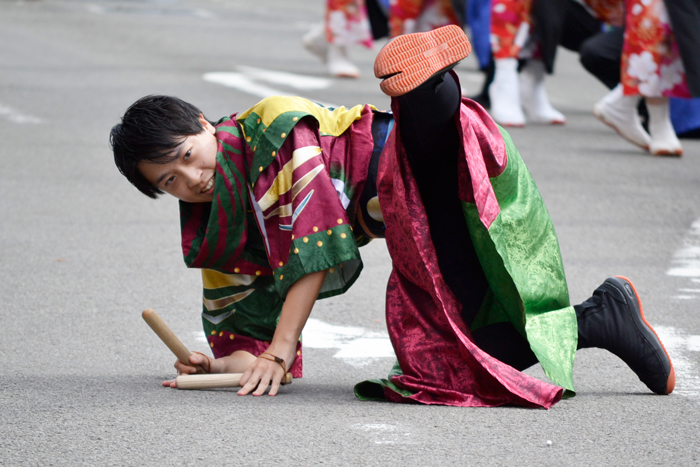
[
  {"x1": 490, "y1": 0, "x2": 624, "y2": 63},
  {"x1": 621, "y1": 0, "x2": 692, "y2": 98},
  {"x1": 178, "y1": 89, "x2": 577, "y2": 408},
  {"x1": 490, "y1": 0, "x2": 534, "y2": 60},
  {"x1": 325, "y1": 0, "x2": 463, "y2": 47},
  {"x1": 179, "y1": 98, "x2": 378, "y2": 377},
  {"x1": 489, "y1": 0, "x2": 695, "y2": 98}
]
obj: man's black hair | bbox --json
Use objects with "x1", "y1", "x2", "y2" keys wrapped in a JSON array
[{"x1": 109, "y1": 95, "x2": 208, "y2": 198}]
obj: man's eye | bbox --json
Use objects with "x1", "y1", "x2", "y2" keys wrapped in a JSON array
[
  {"x1": 184, "y1": 150, "x2": 191, "y2": 160},
  {"x1": 165, "y1": 176, "x2": 175, "y2": 186}
]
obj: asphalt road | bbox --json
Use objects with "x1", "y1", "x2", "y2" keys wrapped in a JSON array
[{"x1": 1, "y1": 0, "x2": 699, "y2": 465}]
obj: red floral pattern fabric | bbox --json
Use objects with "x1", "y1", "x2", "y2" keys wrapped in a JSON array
[
  {"x1": 326, "y1": 0, "x2": 374, "y2": 47},
  {"x1": 584, "y1": 0, "x2": 625, "y2": 26},
  {"x1": 622, "y1": 0, "x2": 690, "y2": 97},
  {"x1": 490, "y1": 0, "x2": 533, "y2": 59},
  {"x1": 490, "y1": 0, "x2": 623, "y2": 60},
  {"x1": 325, "y1": 0, "x2": 460, "y2": 47}
]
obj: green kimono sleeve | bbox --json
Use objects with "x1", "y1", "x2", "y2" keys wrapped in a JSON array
[
  {"x1": 465, "y1": 127, "x2": 578, "y2": 394},
  {"x1": 200, "y1": 269, "x2": 284, "y2": 355}
]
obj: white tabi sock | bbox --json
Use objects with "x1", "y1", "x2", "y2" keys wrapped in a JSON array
[
  {"x1": 519, "y1": 59, "x2": 566, "y2": 124},
  {"x1": 647, "y1": 98, "x2": 683, "y2": 156},
  {"x1": 327, "y1": 44, "x2": 360, "y2": 79},
  {"x1": 488, "y1": 58, "x2": 525, "y2": 127},
  {"x1": 302, "y1": 23, "x2": 328, "y2": 63},
  {"x1": 593, "y1": 84, "x2": 652, "y2": 150}
]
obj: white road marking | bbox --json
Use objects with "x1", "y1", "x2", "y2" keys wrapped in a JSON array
[
  {"x1": 192, "y1": 9, "x2": 216, "y2": 19},
  {"x1": 667, "y1": 220, "x2": 700, "y2": 280},
  {"x1": 203, "y1": 67, "x2": 337, "y2": 107},
  {"x1": 236, "y1": 66, "x2": 331, "y2": 91},
  {"x1": 87, "y1": 4, "x2": 216, "y2": 19},
  {"x1": 655, "y1": 326, "x2": 700, "y2": 399},
  {"x1": 689, "y1": 336, "x2": 700, "y2": 352},
  {"x1": 303, "y1": 318, "x2": 395, "y2": 366},
  {"x1": 204, "y1": 71, "x2": 293, "y2": 100},
  {"x1": 666, "y1": 219, "x2": 700, "y2": 300},
  {"x1": 353, "y1": 423, "x2": 414, "y2": 445},
  {"x1": 194, "y1": 317, "x2": 395, "y2": 366},
  {"x1": 0, "y1": 104, "x2": 42, "y2": 124},
  {"x1": 662, "y1": 219, "x2": 700, "y2": 399}
]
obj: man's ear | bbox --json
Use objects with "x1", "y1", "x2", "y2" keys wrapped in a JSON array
[{"x1": 199, "y1": 114, "x2": 215, "y2": 134}]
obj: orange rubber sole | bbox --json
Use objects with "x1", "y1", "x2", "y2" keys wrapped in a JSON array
[
  {"x1": 653, "y1": 149, "x2": 683, "y2": 157},
  {"x1": 615, "y1": 275, "x2": 676, "y2": 395},
  {"x1": 374, "y1": 24, "x2": 472, "y2": 97}
]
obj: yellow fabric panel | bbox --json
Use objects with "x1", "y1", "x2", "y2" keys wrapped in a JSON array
[
  {"x1": 258, "y1": 145, "x2": 322, "y2": 211},
  {"x1": 201, "y1": 269, "x2": 257, "y2": 289},
  {"x1": 292, "y1": 164, "x2": 324, "y2": 199},
  {"x1": 263, "y1": 203, "x2": 293, "y2": 220},
  {"x1": 237, "y1": 96, "x2": 376, "y2": 137},
  {"x1": 203, "y1": 289, "x2": 255, "y2": 312},
  {"x1": 263, "y1": 164, "x2": 325, "y2": 220}
]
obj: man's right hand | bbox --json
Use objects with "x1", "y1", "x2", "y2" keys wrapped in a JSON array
[{"x1": 162, "y1": 351, "x2": 213, "y2": 388}]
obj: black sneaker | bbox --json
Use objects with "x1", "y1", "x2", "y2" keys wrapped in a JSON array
[{"x1": 576, "y1": 276, "x2": 675, "y2": 395}]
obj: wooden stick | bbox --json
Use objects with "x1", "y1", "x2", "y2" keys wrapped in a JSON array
[
  {"x1": 175, "y1": 372, "x2": 293, "y2": 390},
  {"x1": 142, "y1": 308, "x2": 206, "y2": 374}
]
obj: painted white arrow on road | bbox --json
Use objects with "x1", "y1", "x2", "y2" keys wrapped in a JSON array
[
  {"x1": 0, "y1": 103, "x2": 42, "y2": 124},
  {"x1": 203, "y1": 66, "x2": 336, "y2": 107}
]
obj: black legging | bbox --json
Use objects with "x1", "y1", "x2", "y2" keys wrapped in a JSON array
[{"x1": 396, "y1": 72, "x2": 540, "y2": 370}]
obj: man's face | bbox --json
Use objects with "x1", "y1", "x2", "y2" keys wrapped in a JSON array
[{"x1": 138, "y1": 115, "x2": 218, "y2": 203}]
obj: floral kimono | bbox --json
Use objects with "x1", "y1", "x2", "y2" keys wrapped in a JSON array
[
  {"x1": 621, "y1": 0, "x2": 691, "y2": 97},
  {"x1": 490, "y1": 0, "x2": 624, "y2": 60},
  {"x1": 325, "y1": 0, "x2": 462, "y2": 46}
]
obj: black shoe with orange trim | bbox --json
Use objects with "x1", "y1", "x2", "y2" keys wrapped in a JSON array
[{"x1": 576, "y1": 276, "x2": 675, "y2": 395}]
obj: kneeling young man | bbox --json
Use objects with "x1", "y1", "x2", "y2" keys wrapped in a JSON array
[{"x1": 110, "y1": 26, "x2": 674, "y2": 407}]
